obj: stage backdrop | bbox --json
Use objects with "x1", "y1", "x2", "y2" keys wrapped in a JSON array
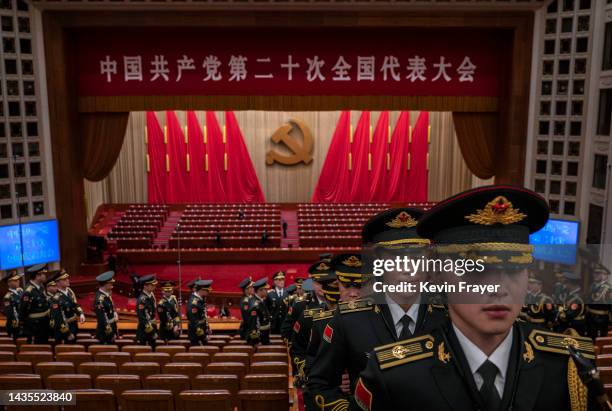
[{"x1": 85, "y1": 110, "x2": 478, "y2": 222}]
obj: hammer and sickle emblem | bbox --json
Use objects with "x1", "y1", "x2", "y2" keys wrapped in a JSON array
[{"x1": 266, "y1": 118, "x2": 314, "y2": 166}]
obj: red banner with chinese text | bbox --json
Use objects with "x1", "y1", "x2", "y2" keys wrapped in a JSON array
[{"x1": 77, "y1": 28, "x2": 506, "y2": 97}]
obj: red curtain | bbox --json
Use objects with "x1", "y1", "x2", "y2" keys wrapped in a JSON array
[
  {"x1": 204, "y1": 112, "x2": 228, "y2": 202},
  {"x1": 146, "y1": 112, "x2": 167, "y2": 203},
  {"x1": 311, "y1": 111, "x2": 352, "y2": 202},
  {"x1": 224, "y1": 111, "x2": 266, "y2": 202},
  {"x1": 408, "y1": 112, "x2": 429, "y2": 202},
  {"x1": 348, "y1": 112, "x2": 371, "y2": 202},
  {"x1": 369, "y1": 111, "x2": 390, "y2": 202},
  {"x1": 165, "y1": 111, "x2": 189, "y2": 203},
  {"x1": 186, "y1": 111, "x2": 207, "y2": 202},
  {"x1": 386, "y1": 111, "x2": 411, "y2": 201}
]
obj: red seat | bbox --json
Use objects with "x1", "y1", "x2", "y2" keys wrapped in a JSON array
[
  {"x1": 63, "y1": 389, "x2": 116, "y2": 411},
  {"x1": 46, "y1": 374, "x2": 93, "y2": 390},
  {"x1": 134, "y1": 352, "x2": 171, "y2": 366},
  {"x1": 89, "y1": 345, "x2": 120, "y2": 355},
  {"x1": 56, "y1": 352, "x2": 93, "y2": 367},
  {"x1": 119, "y1": 362, "x2": 161, "y2": 382},
  {"x1": 55, "y1": 344, "x2": 87, "y2": 354},
  {"x1": 172, "y1": 353, "x2": 210, "y2": 368},
  {"x1": 0, "y1": 373, "x2": 42, "y2": 389},
  {"x1": 95, "y1": 351, "x2": 132, "y2": 365},
  {"x1": 95, "y1": 374, "x2": 142, "y2": 397},
  {"x1": 120, "y1": 389, "x2": 174, "y2": 411},
  {"x1": 144, "y1": 374, "x2": 191, "y2": 399},
  {"x1": 176, "y1": 390, "x2": 232, "y2": 411},
  {"x1": 35, "y1": 362, "x2": 75, "y2": 386},
  {"x1": 0, "y1": 351, "x2": 15, "y2": 361},
  {"x1": 162, "y1": 362, "x2": 203, "y2": 382},
  {"x1": 19, "y1": 344, "x2": 52, "y2": 352},
  {"x1": 78, "y1": 362, "x2": 118, "y2": 381},
  {"x1": 0, "y1": 361, "x2": 33, "y2": 374},
  {"x1": 238, "y1": 389, "x2": 289, "y2": 411},
  {"x1": 16, "y1": 351, "x2": 53, "y2": 366},
  {"x1": 242, "y1": 374, "x2": 287, "y2": 391}
]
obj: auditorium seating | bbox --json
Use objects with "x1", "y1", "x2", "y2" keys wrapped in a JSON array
[
  {"x1": 0, "y1": 338, "x2": 293, "y2": 410},
  {"x1": 64, "y1": 389, "x2": 117, "y2": 411}
]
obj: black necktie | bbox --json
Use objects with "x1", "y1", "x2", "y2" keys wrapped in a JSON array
[
  {"x1": 477, "y1": 360, "x2": 501, "y2": 411},
  {"x1": 398, "y1": 315, "x2": 412, "y2": 340}
]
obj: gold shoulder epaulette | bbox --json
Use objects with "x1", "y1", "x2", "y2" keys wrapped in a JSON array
[
  {"x1": 528, "y1": 329, "x2": 595, "y2": 359},
  {"x1": 339, "y1": 298, "x2": 374, "y2": 314},
  {"x1": 3, "y1": 292, "x2": 10, "y2": 300},
  {"x1": 304, "y1": 307, "x2": 323, "y2": 318},
  {"x1": 25, "y1": 286, "x2": 33, "y2": 293},
  {"x1": 374, "y1": 335, "x2": 436, "y2": 370},
  {"x1": 313, "y1": 310, "x2": 334, "y2": 322}
]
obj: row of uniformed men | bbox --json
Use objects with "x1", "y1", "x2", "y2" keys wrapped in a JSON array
[
  {"x1": 279, "y1": 186, "x2": 605, "y2": 411},
  {"x1": 3, "y1": 266, "x2": 213, "y2": 346},
  {"x1": 3, "y1": 266, "x2": 85, "y2": 343},
  {"x1": 93, "y1": 272, "x2": 213, "y2": 346},
  {"x1": 522, "y1": 265, "x2": 612, "y2": 340}
]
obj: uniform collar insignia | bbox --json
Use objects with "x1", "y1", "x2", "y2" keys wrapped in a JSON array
[
  {"x1": 386, "y1": 211, "x2": 417, "y2": 228},
  {"x1": 316, "y1": 263, "x2": 330, "y2": 271},
  {"x1": 465, "y1": 196, "x2": 527, "y2": 226}
]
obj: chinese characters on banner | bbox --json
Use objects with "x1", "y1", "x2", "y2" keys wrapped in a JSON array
[
  {"x1": 77, "y1": 28, "x2": 505, "y2": 97},
  {"x1": 99, "y1": 54, "x2": 477, "y2": 84}
]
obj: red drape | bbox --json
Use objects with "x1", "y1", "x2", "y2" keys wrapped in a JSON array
[
  {"x1": 204, "y1": 112, "x2": 228, "y2": 202},
  {"x1": 186, "y1": 111, "x2": 207, "y2": 202},
  {"x1": 408, "y1": 111, "x2": 429, "y2": 202},
  {"x1": 387, "y1": 111, "x2": 411, "y2": 201},
  {"x1": 348, "y1": 112, "x2": 371, "y2": 202},
  {"x1": 311, "y1": 111, "x2": 352, "y2": 202},
  {"x1": 369, "y1": 111, "x2": 390, "y2": 202},
  {"x1": 146, "y1": 112, "x2": 167, "y2": 203},
  {"x1": 166, "y1": 111, "x2": 189, "y2": 203},
  {"x1": 224, "y1": 111, "x2": 266, "y2": 203}
]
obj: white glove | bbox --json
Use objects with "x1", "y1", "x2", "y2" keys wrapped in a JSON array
[
  {"x1": 79, "y1": 314, "x2": 86, "y2": 323},
  {"x1": 114, "y1": 312, "x2": 119, "y2": 322}
]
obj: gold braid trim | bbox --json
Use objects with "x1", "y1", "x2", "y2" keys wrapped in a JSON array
[
  {"x1": 568, "y1": 357, "x2": 588, "y2": 411},
  {"x1": 436, "y1": 243, "x2": 534, "y2": 253},
  {"x1": 314, "y1": 395, "x2": 349, "y2": 411}
]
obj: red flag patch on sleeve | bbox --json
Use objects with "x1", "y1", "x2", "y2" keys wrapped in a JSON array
[
  {"x1": 354, "y1": 377, "x2": 373, "y2": 411},
  {"x1": 293, "y1": 321, "x2": 301, "y2": 333},
  {"x1": 288, "y1": 306, "x2": 293, "y2": 315},
  {"x1": 251, "y1": 310, "x2": 257, "y2": 316},
  {"x1": 323, "y1": 323, "x2": 334, "y2": 343}
]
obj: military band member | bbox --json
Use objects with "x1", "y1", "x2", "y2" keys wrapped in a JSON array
[
  {"x1": 524, "y1": 274, "x2": 556, "y2": 329},
  {"x1": 308, "y1": 209, "x2": 447, "y2": 411},
  {"x1": 587, "y1": 263, "x2": 612, "y2": 339},
  {"x1": 94, "y1": 271, "x2": 118, "y2": 344},
  {"x1": 136, "y1": 275, "x2": 158, "y2": 348},
  {"x1": 267, "y1": 271, "x2": 288, "y2": 334},
  {"x1": 158, "y1": 281, "x2": 181, "y2": 342},
  {"x1": 557, "y1": 271, "x2": 587, "y2": 336},
  {"x1": 44, "y1": 272, "x2": 60, "y2": 341},
  {"x1": 3, "y1": 271, "x2": 23, "y2": 341},
  {"x1": 553, "y1": 271, "x2": 569, "y2": 304},
  {"x1": 187, "y1": 279, "x2": 212, "y2": 346},
  {"x1": 304, "y1": 276, "x2": 342, "y2": 410},
  {"x1": 282, "y1": 262, "x2": 330, "y2": 345},
  {"x1": 238, "y1": 277, "x2": 255, "y2": 340},
  {"x1": 51, "y1": 270, "x2": 85, "y2": 343},
  {"x1": 246, "y1": 277, "x2": 272, "y2": 346},
  {"x1": 19, "y1": 264, "x2": 50, "y2": 344},
  {"x1": 354, "y1": 186, "x2": 598, "y2": 411},
  {"x1": 292, "y1": 271, "x2": 337, "y2": 386}
]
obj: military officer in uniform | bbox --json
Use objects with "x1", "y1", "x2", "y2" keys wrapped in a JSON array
[
  {"x1": 246, "y1": 277, "x2": 272, "y2": 346},
  {"x1": 3, "y1": 271, "x2": 23, "y2": 341},
  {"x1": 51, "y1": 270, "x2": 86, "y2": 343},
  {"x1": 266, "y1": 271, "x2": 288, "y2": 334},
  {"x1": 44, "y1": 272, "x2": 60, "y2": 341},
  {"x1": 94, "y1": 271, "x2": 118, "y2": 344},
  {"x1": 557, "y1": 271, "x2": 587, "y2": 336},
  {"x1": 157, "y1": 281, "x2": 181, "y2": 342},
  {"x1": 587, "y1": 263, "x2": 612, "y2": 339},
  {"x1": 19, "y1": 264, "x2": 50, "y2": 344},
  {"x1": 187, "y1": 279, "x2": 212, "y2": 346},
  {"x1": 353, "y1": 185, "x2": 599, "y2": 411},
  {"x1": 282, "y1": 262, "x2": 330, "y2": 345},
  {"x1": 308, "y1": 209, "x2": 447, "y2": 411},
  {"x1": 524, "y1": 274, "x2": 556, "y2": 329},
  {"x1": 292, "y1": 271, "x2": 338, "y2": 386},
  {"x1": 136, "y1": 275, "x2": 158, "y2": 348},
  {"x1": 238, "y1": 277, "x2": 254, "y2": 340}
]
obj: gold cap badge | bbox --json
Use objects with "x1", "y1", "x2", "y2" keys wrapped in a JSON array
[
  {"x1": 386, "y1": 211, "x2": 417, "y2": 228},
  {"x1": 342, "y1": 256, "x2": 362, "y2": 267},
  {"x1": 465, "y1": 196, "x2": 527, "y2": 226}
]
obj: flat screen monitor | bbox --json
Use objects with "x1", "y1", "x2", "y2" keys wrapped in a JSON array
[
  {"x1": 529, "y1": 218, "x2": 580, "y2": 265},
  {"x1": 0, "y1": 219, "x2": 60, "y2": 270}
]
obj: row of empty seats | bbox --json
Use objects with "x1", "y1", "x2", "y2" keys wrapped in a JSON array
[{"x1": 0, "y1": 333, "x2": 291, "y2": 410}]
